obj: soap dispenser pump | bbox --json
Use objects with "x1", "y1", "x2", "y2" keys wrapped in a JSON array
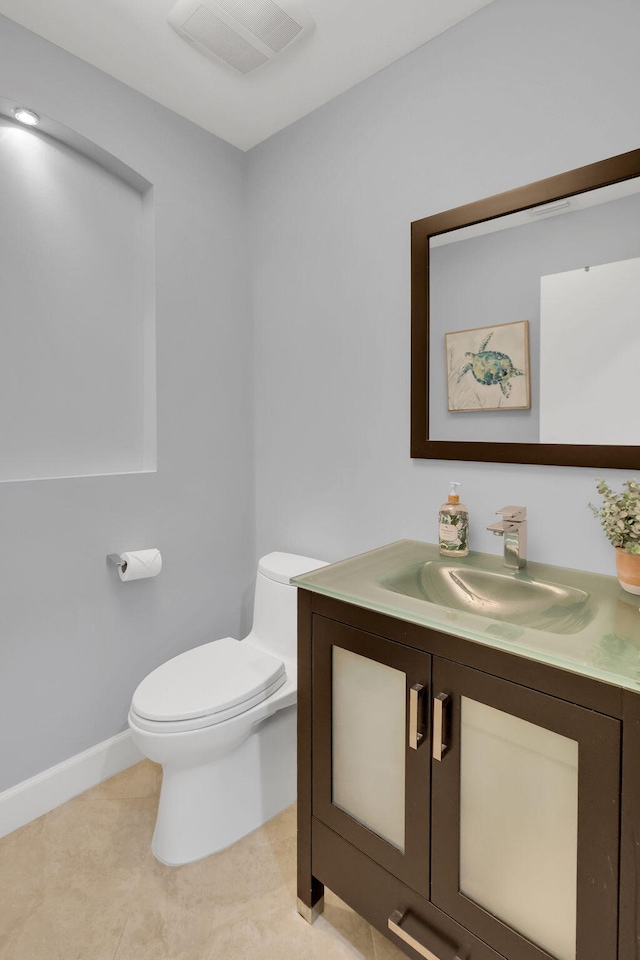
[{"x1": 438, "y1": 481, "x2": 469, "y2": 557}]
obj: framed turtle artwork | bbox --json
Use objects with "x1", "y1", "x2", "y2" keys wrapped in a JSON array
[{"x1": 445, "y1": 320, "x2": 531, "y2": 413}]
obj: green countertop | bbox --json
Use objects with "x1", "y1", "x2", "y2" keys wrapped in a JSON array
[{"x1": 292, "y1": 540, "x2": 640, "y2": 693}]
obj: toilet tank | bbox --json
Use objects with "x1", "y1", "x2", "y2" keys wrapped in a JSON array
[{"x1": 246, "y1": 552, "x2": 328, "y2": 662}]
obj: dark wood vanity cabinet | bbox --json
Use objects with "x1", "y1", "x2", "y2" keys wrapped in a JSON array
[
  {"x1": 298, "y1": 590, "x2": 636, "y2": 960},
  {"x1": 311, "y1": 614, "x2": 432, "y2": 898}
]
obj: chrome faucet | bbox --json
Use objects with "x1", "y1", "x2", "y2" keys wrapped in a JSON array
[{"x1": 487, "y1": 506, "x2": 527, "y2": 570}]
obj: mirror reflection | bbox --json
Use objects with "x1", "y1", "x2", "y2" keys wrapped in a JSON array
[{"x1": 428, "y1": 179, "x2": 640, "y2": 446}]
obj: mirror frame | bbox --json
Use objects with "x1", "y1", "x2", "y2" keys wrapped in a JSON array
[{"x1": 411, "y1": 148, "x2": 640, "y2": 468}]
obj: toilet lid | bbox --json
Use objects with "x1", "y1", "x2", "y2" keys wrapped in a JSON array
[{"x1": 131, "y1": 637, "x2": 286, "y2": 723}]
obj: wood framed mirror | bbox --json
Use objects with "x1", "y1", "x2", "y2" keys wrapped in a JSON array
[{"x1": 411, "y1": 148, "x2": 640, "y2": 467}]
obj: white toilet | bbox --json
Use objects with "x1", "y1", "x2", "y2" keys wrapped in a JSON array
[{"x1": 128, "y1": 551, "x2": 327, "y2": 865}]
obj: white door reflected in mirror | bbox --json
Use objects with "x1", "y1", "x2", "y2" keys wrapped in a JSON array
[{"x1": 539, "y1": 256, "x2": 640, "y2": 445}]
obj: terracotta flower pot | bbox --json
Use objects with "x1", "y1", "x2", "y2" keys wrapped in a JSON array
[{"x1": 615, "y1": 547, "x2": 640, "y2": 596}]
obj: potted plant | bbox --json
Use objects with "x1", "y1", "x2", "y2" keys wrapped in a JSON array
[{"x1": 589, "y1": 479, "x2": 640, "y2": 594}]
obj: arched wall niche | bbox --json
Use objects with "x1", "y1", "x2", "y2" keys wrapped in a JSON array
[{"x1": 0, "y1": 97, "x2": 155, "y2": 482}]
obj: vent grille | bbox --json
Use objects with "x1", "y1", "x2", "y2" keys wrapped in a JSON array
[
  {"x1": 213, "y1": 0, "x2": 303, "y2": 52},
  {"x1": 169, "y1": 0, "x2": 314, "y2": 74},
  {"x1": 183, "y1": 5, "x2": 269, "y2": 73}
]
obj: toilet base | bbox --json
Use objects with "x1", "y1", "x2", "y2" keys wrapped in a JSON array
[{"x1": 151, "y1": 703, "x2": 297, "y2": 865}]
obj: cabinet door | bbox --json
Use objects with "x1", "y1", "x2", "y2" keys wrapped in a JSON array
[
  {"x1": 312, "y1": 615, "x2": 431, "y2": 897},
  {"x1": 431, "y1": 657, "x2": 620, "y2": 960}
]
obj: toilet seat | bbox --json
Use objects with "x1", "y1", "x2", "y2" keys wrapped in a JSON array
[{"x1": 130, "y1": 637, "x2": 286, "y2": 734}]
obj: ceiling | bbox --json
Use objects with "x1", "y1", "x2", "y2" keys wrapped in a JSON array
[{"x1": 0, "y1": 0, "x2": 495, "y2": 151}]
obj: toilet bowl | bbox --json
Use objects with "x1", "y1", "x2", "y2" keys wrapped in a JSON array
[{"x1": 128, "y1": 551, "x2": 327, "y2": 865}]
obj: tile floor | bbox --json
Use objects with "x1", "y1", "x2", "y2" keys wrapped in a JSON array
[{"x1": 0, "y1": 760, "x2": 405, "y2": 960}]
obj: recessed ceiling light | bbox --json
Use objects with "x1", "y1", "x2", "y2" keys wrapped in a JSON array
[{"x1": 12, "y1": 107, "x2": 40, "y2": 126}]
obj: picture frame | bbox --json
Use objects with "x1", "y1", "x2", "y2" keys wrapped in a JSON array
[{"x1": 445, "y1": 320, "x2": 531, "y2": 413}]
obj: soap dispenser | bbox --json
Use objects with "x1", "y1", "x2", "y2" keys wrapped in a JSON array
[{"x1": 438, "y1": 481, "x2": 469, "y2": 557}]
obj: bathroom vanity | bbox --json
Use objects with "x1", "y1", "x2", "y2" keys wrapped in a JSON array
[{"x1": 294, "y1": 541, "x2": 640, "y2": 960}]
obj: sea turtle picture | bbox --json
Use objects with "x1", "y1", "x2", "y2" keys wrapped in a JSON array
[
  {"x1": 456, "y1": 330, "x2": 524, "y2": 398},
  {"x1": 445, "y1": 321, "x2": 531, "y2": 412}
]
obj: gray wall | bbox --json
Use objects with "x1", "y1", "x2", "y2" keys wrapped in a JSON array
[
  {"x1": 248, "y1": 0, "x2": 640, "y2": 574},
  {"x1": 0, "y1": 15, "x2": 253, "y2": 792},
  {"x1": 3, "y1": 0, "x2": 640, "y2": 795}
]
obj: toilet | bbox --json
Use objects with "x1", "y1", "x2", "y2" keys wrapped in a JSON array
[{"x1": 128, "y1": 551, "x2": 327, "y2": 866}]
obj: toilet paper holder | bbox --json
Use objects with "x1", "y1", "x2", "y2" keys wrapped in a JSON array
[{"x1": 107, "y1": 549, "x2": 162, "y2": 582}]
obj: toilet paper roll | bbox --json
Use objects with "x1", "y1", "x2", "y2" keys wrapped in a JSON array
[{"x1": 118, "y1": 549, "x2": 162, "y2": 582}]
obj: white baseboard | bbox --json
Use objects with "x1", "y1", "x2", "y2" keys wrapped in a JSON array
[{"x1": 0, "y1": 730, "x2": 144, "y2": 839}]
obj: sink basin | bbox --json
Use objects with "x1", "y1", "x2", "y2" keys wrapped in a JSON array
[{"x1": 383, "y1": 561, "x2": 592, "y2": 634}]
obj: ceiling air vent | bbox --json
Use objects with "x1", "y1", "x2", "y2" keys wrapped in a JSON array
[{"x1": 168, "y1": 0, "x2": 315, "y2": 74}]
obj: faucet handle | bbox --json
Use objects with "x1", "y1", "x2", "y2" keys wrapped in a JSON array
[
  {"x1": 487, "y1": 521, "x2": 507, "y2": 536},
  {"x1": 496, "y1": 505, "x2": 526, "y2": 522}
]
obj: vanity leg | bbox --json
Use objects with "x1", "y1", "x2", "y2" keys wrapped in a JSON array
[{"x1": 297, "y1": 884, "x2": 324, "y2": 924}]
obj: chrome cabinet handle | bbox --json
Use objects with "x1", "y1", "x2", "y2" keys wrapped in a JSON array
[
  {"x1": 409, "y1": 683, "x2": 425, "y2": 750},
  {"x1": 432, "y1": 693, "x2": 449, "y2": 761},
  {"x1": 388, "y1": 909, "x2": 461, "y2": 960}
]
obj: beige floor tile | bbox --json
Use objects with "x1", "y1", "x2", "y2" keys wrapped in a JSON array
[
  {"x1": 259, "y1": 802, "x2": 298, "y2": 899},
  {"x1": 261, "y1": 798, "x2": 296, "y2": 844},
  {"x1": 84, "y1": 760, "x2": 162, "y2": 801},
  {"x1": 0, "y1": 793, "x2": 155, "y2": 960},
  {"x1": 0, "y1": 816, "x2": 49, "y2": 948},
  {"x1": 43, "y1": 791, "x2": 156, "y2": 872},
  {"x1": 1, "y1": 886, "x2": 130, "y2": 960},
  {"x1": 113, "y1": 892, "x2": 214, "y2": 960},
  {"x1": 0, "y1": 769, "x2": 408, "y2": 960},
  {"x1": 185, "y1": 818, "x2": 292, "y2": 909},
  {"x1": 204, "y1": 897, "x2": 377, "y2": 960},
  {"x1": 114, "y1": 805, "x2": 297, "y2": 959}
]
